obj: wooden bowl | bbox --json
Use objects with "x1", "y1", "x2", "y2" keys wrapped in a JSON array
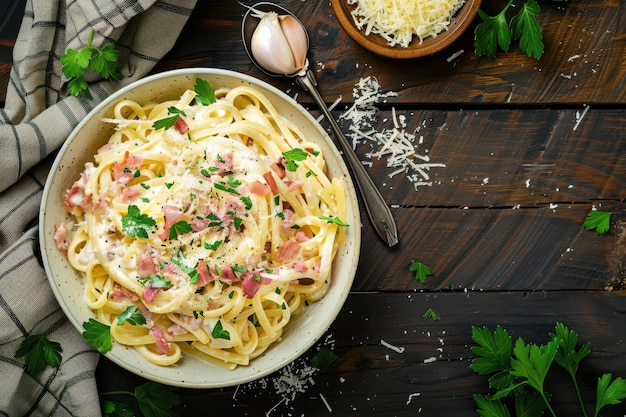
[{"x1": 331, "y1": 0, "x2": 482, "y2": 59}]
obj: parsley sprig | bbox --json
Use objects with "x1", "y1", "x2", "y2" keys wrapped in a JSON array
[
  {"x1": 471, "y1": 323, "x2": 626, "y2": 417},
  {"x1": 14, "y1": 334, "x2": 63, "y2": 374},
  {"x1": 61, "y1": 29, "x2": 121, "y2": 99},
  {"x1": 102, "y1": 382, "x2": 181, "y2": 417},
  {"x1": 474, "y1": 0, "x2": 550, "y2": 59}
]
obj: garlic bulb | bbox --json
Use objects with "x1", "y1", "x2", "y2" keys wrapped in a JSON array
[{"x1": 250, "y1": 11, "x2": 308, "y2": 76}]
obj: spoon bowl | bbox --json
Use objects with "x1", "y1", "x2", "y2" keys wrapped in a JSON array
[{"x1": 242, "y1": 2, "x2": 399, "y2": 247}]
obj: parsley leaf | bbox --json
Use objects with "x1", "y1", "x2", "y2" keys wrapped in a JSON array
[
  {"x1": 116, "y1": 305, "x2": 147, "y2": 326},
  {"x1": 474, "y1": 2, "x2": 512, "y2": 58},
  {"x1": 152, "y1": 107, "x2": 186, "y2": 131},
  {"x1": 583, "y1": 210, "x2": 611, "y2": 234},
  {"x1": 211, "y1": 320, "x2": 230, "y2": 340},
  {"x1": 310, "y1": 346, "x2": 339, "y2": 372},
  {"x1": 510, "y1": 0, "x2": 543, "y2": 59},
  {"x1": 194, "y1": 78, "x2": 216, "y2": 106},
  {"x1": 168, "y1": 220, "x2": 192, "y2": 240},
  {"x1": 282, "y1": 148, "x2": 308, "y2": 171},
  {"x1": 122, "y1": 205, "x2": 156, "y2": 238},
  {"x1": 240, "y1": 196, "x2": 253, "y2": 210},
  {"x1": 135, "y1": 382, "x2": 182, "y2": 417},
  {"x1": 510, "y1": 336, "x2": 559, "y2": 396},
  {"x1": 473, "y1": 394, "x2": 511, "y2": 417},
  {"x1": 14, "y1": 334, "x2": 63, "y2": 374},
  {"x1": 204, "y1": 240, "x2": 223, "y2": 251},
  {"x1": 474, "y1": 0, "x2": 545, "y2": 59},
  {"x1": 102, "y1": 400, "x2": 134, "y2": 417},
  {"x1": 422, "y1": 308, "x2": 440, "y2": 321},
  {"x1": 82, "y1": 318, "x2": 113, "y2": 354},
  {"x1": 409, "y1": 261, "x2": 432, "y2": 283},
  {"x1": 596, "y1": 373, "x2": 626, "y2": 415},
  {"x1": 60, "y1": 29, "x2": 121, "y2": 98},
  {"x1": 319, "y1": 215, "x2": 349, "y2": 227}
]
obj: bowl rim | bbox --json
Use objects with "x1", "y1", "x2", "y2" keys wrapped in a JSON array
[
  {"x1": 331, "y1": 0, "x2": 482, "y2": 59},
  {"x1": 39, "y1": 67, "x2": 361, "y2": 388}
]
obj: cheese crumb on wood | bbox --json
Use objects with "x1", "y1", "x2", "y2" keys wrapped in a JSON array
[{"x1": 348, "y1": 0, "x2": 465, "y2": 47}]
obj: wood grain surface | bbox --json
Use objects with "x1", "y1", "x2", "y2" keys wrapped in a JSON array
[{"x1": 2, "y1": 0, "x2": 625, "y2": 415}]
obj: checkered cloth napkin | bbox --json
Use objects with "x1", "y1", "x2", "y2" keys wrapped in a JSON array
[{"x1": 0, "y1": 0, "x2": 196, "y2": 415}]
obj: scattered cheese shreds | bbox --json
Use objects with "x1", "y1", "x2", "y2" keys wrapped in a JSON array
[
  {"x1": 381, "y1": 339, "x2": 406, "y2": 353},
  {"x1": 340, "y1": 76, "x2": 446, "y2": 191},
  {"x1": 347, "y1": 0, "x2": 465, "y2": 47}
]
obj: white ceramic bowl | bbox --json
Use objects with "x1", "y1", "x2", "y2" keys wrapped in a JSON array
[{"x1": 39, "y1": 68, "x2": 361, "y2": 388}]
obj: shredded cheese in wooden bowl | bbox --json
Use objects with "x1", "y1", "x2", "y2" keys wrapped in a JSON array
[{"x1": 331, "y1": 0, "x2": 481, "y2": 59}]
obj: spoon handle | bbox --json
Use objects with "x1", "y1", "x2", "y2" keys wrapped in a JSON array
[{"x1": 296, "y1": 70, "x2": 398, "y2": 247}]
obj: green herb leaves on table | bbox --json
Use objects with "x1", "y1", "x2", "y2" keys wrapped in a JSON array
[
  {"x1": 474, "y1": 0, "x2": 560, "y2": 59},
  {"x1": 102, "y1": 382, "x2": 181, "y2": 417},
  {"x1": 61, "y1": 29, "x2": 121, "y2": 99},
  {"x1": 583, "y1": 210, "x2": 611, "y2": 235},
  {"x1": 470, "y1": 322, "x2": 626, "y2": 417}
]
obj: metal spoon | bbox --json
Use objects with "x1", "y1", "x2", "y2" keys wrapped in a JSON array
[{"x1": 242, "y1": 2, "x2": 399, "y2": 247}]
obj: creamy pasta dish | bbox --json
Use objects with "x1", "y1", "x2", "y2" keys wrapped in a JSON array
[{"x1": 54, "y1": 79, "x2": 348, "y2": 368}]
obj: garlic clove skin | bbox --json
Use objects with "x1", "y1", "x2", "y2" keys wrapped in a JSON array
[
  {"x1": 279, "y1": 15, "x2": 308, "y2": 72},
  {"x1": 250, "y1": 11, "x2": 308, "y2": 76}
]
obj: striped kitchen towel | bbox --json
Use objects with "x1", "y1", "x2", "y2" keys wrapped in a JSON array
[{"x1": 0, "y1": 0, "x2": 196, "y2": 415}]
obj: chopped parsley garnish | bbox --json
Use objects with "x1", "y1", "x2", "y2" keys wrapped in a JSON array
[
  {"x1": 14, "y1": 334, "x2": 63, "y2": 374},
  {"x1": 233, "y1": 216, "x2": 243, "y2": 230},
  {"x1": 240, "y1": 196, "x2": 252, "y2": 210},
  {"x1": 168, "y1": 220, "x2": 192, "y2": 240},
  {"x1": 423, "y1": 308, "x2": 440, "y2": 321},
  {"x1": 140, "y1": 274, "x2": 171, "y2": 289},
  {"x1": 170, "y1": 258, "x2": 199, "y2": 284},
  {"x1": 194, "y1": 78, "x2": 216, "y2": 106},
  {"x1": 116, "y1": 305, "x2": 147, "y2": 326},
  {"x1": 231, "y1": 264, "x2": 248, "y2": 275},
  {"x1": 122, "y1": 205, "x2": 156, "y2": 238},
  {"x1": 82, "y1": 318, "x2": 113, "y2": 354},
  {"x1": 282, "y1": 148, "x2": 308, "y2": 171},
  {"x1": 206, "y1": 213, "x2": 222, "y2": 228},
  {"x1": 204, "y1": 240, "x2": 223, "y2": 251},
  {"x1": 152, "y1": 106, "x2": 186, "y2": 131},
  {"x1": 310, "y1": 346, "x2": 338, "y2": 372},
  {"x1": 165, "y1": 182, "x2": 174, "y2": 189},
  {"x1": 211, "y1": 320, "x2": 230, "y2": 340},
  {"x1": 319, "y1": 215, "x2": 348, "y2": 227},
  {"x1": 214, "y1": 183, "x2": 240, "y2": 195}
]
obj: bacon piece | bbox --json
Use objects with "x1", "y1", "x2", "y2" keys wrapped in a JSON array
[
  {"x1": 249, "y1": 180, "x2": 270, "y2": 196},
  {"x1": 242, "y1": 273, "x2": 272, "y2": 298},
  {"x1": 110, "y1": 285, "x2": 140, "y2": 302},
  {"x1": 293, "y1": 262, "x2": 308, "y2": 273},
  {"x1": 295, "y1": 230, "x2": 310, "y2": 242},
  {"x1": 149, "y1": 327, "x2": 171, "y2": 354},
  {"x1": 280, "y1": 208, "x2": 296, "y2": 232},
  {"x1": 270, "y1": 158, "x2": 286, "y2": 179},
  {"x1": 196, "y1": 261, "x2": 215, "y2": 287},
  {"x1": 214, "y1": 153, "x2": 234, "y2": 176},
  {"x1": 53, "y1": 222, "x2": 69, "y2": 251},
  {"x1": 263, "y1": 171, "x2": 279, "y2": 195},
  {"x1": 63, "y1": 162, "x2": 94, "y2": 214},
  {"x1": 159, "y1": 204, "x2": 183, "y2": 241},
  {"x1": 121, "y1": 185, "x2": 141, "y2": 203},
  {"x1": 174, "y1": 117, "x2": 189, "y2": 134},
  {"x1": 111, "y1": 152, "x2": 143, "y2": 186},
  {"x1": 277, "y1": 239, "x2": 301, "y2": 262},
  {"x1": 167, "y1": 324, "x2": 188, "y2": 336},
  {"x1": 141, "y1": 281, "x2": 161, "y2": 303},
  {"x1": 220, "y1": 266, "x2": 238, "y2": 282},
  {"x1": 136, "y1": 245, "x2": 158, "y2": 278},
  {"x1": 288, "y1": 180, "x2": 304, "y2": 192}
]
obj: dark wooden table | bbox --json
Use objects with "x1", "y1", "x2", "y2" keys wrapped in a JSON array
[{"x1": 2, "y1": 0, "x2": 626, "y2": 415}]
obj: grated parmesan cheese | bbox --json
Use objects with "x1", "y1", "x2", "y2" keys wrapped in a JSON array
[
  {"x1": 339, "y1": 76, "x2": 446, "y2": 190},
  {"x1": 348, "y1": 0, "x2": 465, "y2": 47}
]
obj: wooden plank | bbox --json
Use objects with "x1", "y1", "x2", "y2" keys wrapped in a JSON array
[
  {"x1": 1, "y1": 0, "x2": 624, "y2": 106},
  {"x1": 96, "y1": 291, "x2": 626, "y2": 416},
  {"x1": 329, "y1": 108, "x2": 626, "y2": 208}
]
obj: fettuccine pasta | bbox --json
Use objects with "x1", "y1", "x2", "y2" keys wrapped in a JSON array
[{"x1": 55, "y1": 79, "x2": 348, "y2": 368}]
